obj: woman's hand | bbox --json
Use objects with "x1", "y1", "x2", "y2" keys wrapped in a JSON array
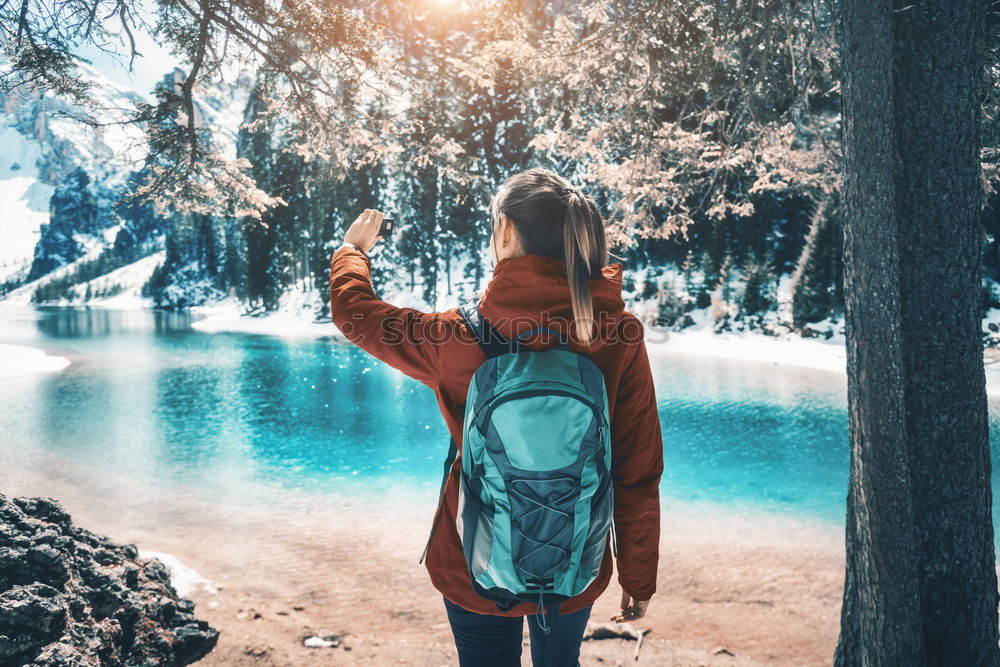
[
  {"x1": 610, "y1": 589, "x2": 650, "y2": 623},
  {"x1": 343, "y1": 209, "x2": 385, "y2": 254}
]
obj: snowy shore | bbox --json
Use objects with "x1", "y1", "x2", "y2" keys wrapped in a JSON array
[
  {"x1": 648, "y1": 325, "x2": 846, "y2": 371},
  {"x1": 652, "y1": 318, "x2": 1000, "y2": 398},
  {"x1": 188, "y1": 294, "x2": 850, "y2": 367},
  {"x1": 0, "y1": 343, "x2": 70, "y2": 378},
  {"x1": 189, "y1": 292, "x2": 335, "y2": 338}
]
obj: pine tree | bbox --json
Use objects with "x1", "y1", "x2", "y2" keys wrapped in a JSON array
[
  {"x1": 681, "y1": 248, "x2": 699, "y2": 301},
  {"x1": 738, "y1": 253, "x2": 777, "y2": 327},
  {"x1": 237, "y1": 74, "x2": 279, "y2": 311},
  {"x1": 114, "y1": 169, "x2": 166, "y2": 264},
  {"x1": 718, "y1": 246, "x2": 735, "y2": 305},
  {"x1": 790, "y1": 197, "x2": 844, "y2": 329}
]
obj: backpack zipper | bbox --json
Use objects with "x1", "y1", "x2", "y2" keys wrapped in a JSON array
[{"x1": 476, "y1": 387, "x2": 608, "y2": 435}]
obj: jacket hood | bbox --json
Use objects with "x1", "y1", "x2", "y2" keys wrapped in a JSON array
[{"x1": 477, "y1": 253, "x2": 627, "y2": 354}]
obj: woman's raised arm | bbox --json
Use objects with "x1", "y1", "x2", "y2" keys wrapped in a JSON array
[{"x1": 329, "y1": 210, "x2": 461, "y2": 388}]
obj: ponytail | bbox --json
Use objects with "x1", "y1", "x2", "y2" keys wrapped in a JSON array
[
  {"x1": 489, "y1": 168, "x2": 610, "y2": 344},
  {"x1": 563, "y1": 191, "x2": 607, "y2": 344}
]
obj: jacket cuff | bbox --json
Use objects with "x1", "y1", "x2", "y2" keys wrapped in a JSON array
[
  {"x1": 332, "y1": 243, "x2": 371, "y2": 269},
  {"x1": 337, "y1": 242, "x2": 366, "y2": 257},
  {"x1": 620, "y1": 580, "x2": 656, "y2": 601}
]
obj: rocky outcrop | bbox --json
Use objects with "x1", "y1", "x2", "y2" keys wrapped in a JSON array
[{"x1": 0, "y1": 494, "x2": 218, "y2": 665}]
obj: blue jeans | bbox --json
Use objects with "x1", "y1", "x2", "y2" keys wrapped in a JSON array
[{"x1": 443, "y1": 595, "x2": 593, "y2": 667}]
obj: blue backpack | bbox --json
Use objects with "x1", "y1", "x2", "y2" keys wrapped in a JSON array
[{"x1": 420, "y1": 295, "x2": 617, "y2": 659}]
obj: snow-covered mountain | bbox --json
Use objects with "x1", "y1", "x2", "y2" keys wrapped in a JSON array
[
  {"x1": 0, "y1": 62, "x2": 146, "y2": 285},
  {"x1": 0, "y1": 123, "x2": 52, "y2": 283},
  {"x1": 0, "y1": 59, "x2": 254, "y2": 307}
]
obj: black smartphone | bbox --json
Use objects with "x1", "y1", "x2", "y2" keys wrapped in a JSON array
[{"x1": 379, "y1": 217, "x2": 395, "y2": 237}]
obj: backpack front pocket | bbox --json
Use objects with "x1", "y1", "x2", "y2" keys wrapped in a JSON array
[{"x1": 508, "y1": 476, "x2": 577, "y2": 581}]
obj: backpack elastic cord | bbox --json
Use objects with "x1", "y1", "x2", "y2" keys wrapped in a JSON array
[{"x1": 534, "y1": 588, "x2": 550, "y2": 634}]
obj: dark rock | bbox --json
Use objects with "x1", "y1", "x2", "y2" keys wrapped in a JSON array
[
  {"x1": 12, "y1": 498, "x2": 72, "y2": 530},
  {"x1": 122, "y1": 563, "x2": 140, "y2": 589},
  {"x1": 22, "y1": 641, "x2": 96, "y2": 666},
  {"x1": 0, "y1": 584, "x2": 67, "y2": 664},
  {"x1": 93, "y1": 549, "x2": 118, "y2": 566},
  {"x1": 0, "y1": 493, "x2": 218, "y2": 665},
  {"x1": 27, "y1": 545, "x2": 70, "y2": 584},
  {"x1": 155, "y1": 597, "x2": 177, "y2": 623},
  {"x1": 173, "y1": 621, "x2": 220, "y2": 664}
]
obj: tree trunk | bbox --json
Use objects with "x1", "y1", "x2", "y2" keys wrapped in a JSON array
[{"x1": 836, "y1": 1, "x2": 998, "y2": 664}]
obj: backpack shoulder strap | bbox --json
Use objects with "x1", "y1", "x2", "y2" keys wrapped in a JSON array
[
  {"x1": 418, "y1": 435, "x2": 457, "y2": 565},
  {"x1": 459, "y1": 294, "x2": 519, "y2": 359}
]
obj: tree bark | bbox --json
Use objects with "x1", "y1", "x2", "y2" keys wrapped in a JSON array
[{"x1": 836, "y1": 1, "x2": 998, "y2": 665}]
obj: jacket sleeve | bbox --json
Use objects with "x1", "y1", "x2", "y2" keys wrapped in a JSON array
[
  {"x1": 610, "y1": 334, "x2": 664, "y2": 601},
  {"x1": 329, "y1": 244, "x2": 454, "y2": 387}
]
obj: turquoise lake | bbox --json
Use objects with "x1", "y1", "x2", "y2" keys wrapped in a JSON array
[{"x1": 1, "y1": 306, "x2": 998, "y2": 534}]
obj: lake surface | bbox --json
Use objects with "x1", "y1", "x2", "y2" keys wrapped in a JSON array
[{"x1": 1, "y1": 306, "x2": 997, "y2": 535}]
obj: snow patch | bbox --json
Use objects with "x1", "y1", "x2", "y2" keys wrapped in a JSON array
[
  {"x1": 302, "y1": 630, "x2": 341, "y2": 649},
  {"x1": 0, "y1": 245, "x2": 107, "y2": 306},
  {"x1": 190, "y1": 301, "x2": 336, "y2": 338},
  {"x1": 70, "y1": 250, "x2": 164, "y2": 309},
  {"x1": 643, "y1": 293, "x2": 846, "y2": 369},
  {"x1": 0, "y1": 344, "x2": 70, "y2": 378},
  {"x1": 647, "y1": 325, "x2": 847, "y2": 375},
  {"x1": 190, "y1": 282, "x2": 337, "y2": 338},
  {"x1": 649, "y1": 312, "x2": 1000, "y2": 401}
]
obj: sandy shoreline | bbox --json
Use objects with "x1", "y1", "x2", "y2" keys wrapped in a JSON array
[{"x1": 4, "y1": 451, "x2": 845, "y2": 666}]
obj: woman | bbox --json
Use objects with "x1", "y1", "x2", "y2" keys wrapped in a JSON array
[{"x1": 328, "y1": 167, "x2": 663, "y2": 667}]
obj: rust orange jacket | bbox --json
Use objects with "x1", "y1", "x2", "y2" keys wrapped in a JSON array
[{"x1": 328, "y1": 245, "x2": 663, "y2": 615}]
